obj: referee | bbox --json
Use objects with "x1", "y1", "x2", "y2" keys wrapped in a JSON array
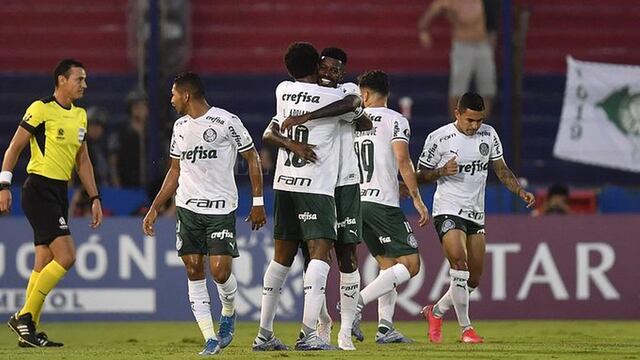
[{"x1": 0, "y1": 59, "x2": 103, "y2": 347}]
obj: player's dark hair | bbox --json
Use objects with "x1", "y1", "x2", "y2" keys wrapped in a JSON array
[
  {"x1": 173, "y1": 71, "x2": 205, "y2": 99},
  {"x1": 53, "y1": 59, "x2": 85, "y2": 87},
  {"x1": 457, "y1": 92, "x2": 485, "y2": 112},
  {"x1": 357, "y1": 70, "x2": 389, "y2": 96},
  {"x1": 321, "y1": 47, "x2": 347, "y2": 65},
  {"x1": 548, "y1": 183, "x2": 569, "y2": 198},
  {"x1": 284, "y1": 42, "x2": 319, "y2": 79}
]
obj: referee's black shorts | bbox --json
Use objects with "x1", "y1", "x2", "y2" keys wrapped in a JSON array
[{"x1": 21, "y1": 174, "x2": 70, "y2": 245}]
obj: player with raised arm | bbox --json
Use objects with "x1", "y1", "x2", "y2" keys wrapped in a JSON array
[
  {"x1": 254, "y1": 42, "x2": 356, "y2": 351},
  {"x1": 143, "y1": 72, "x2": 266, "y2": 355},
  {"x1": 279, "y1": 47, "x2": 372, "y2": 350},
  {"x1": 417, "y1": 92, "x2": 534, "y2": 344},
  {"x1": 349, "y1": 70, "x2": 429, "y2": 344}
]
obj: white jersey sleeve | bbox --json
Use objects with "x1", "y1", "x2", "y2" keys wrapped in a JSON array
[
  {"x1": 490, "y1": 129, "x2": 504, "y2": 161},
  {"x1": 391, "y1": 114, "x2": 410, "y2": 143},
  {"x1": 225, "y1": 114, "x2": 254, "y2": 153},
  {"x1": 169, "y1": 118, "x2": 186, "y2": 159},
  {"x1": 338, "y1": 82, "x2": 364, "y2": 121},
  {"x1": 418, "y1": 132, "x2": 441, "y2": 169}
]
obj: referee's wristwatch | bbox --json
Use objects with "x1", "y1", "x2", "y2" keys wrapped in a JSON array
[{"x1": 0, "y1": 183, "x2": 10, "y2": 192}]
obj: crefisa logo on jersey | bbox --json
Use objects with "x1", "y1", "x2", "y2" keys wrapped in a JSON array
[
  {"x1": 479, "y1": 142, "x2": 490, "y2": 156},
  {"x1": 203, "y1": 128, "x2": 217, "y2": 142},
  {"x1": 282, "y1": 91, "x2": 320, "y2": 104}
]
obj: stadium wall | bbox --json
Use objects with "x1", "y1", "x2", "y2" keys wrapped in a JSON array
[{"x1": 0, "y1": 215, "x2": 637, "y2": 322}]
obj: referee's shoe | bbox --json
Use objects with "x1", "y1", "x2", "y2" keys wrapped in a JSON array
[
  {"x1": 18, "y1": 331, "x2": 64, "y2": 347},
  {"x1": 8, "y1": 313, "x2": 39, "y2": 347}
]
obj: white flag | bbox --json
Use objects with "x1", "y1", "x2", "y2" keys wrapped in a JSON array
[{"x1": 553, "y1": 57, "x2": 640, "y2": 173}]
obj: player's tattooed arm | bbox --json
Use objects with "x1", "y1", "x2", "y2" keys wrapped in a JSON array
[
  {"x1": 416, "y1": 156, "x2": 458, "y2": 183},
  {"x1": 281, "y1": 95, "x2": 363, "y2": 131},
  {"x1": 262, "y1": 121, "x2": 318, "y2": 163},
  {"x1": 492, "y1": 158, "x2": 536, "y2": 208}
]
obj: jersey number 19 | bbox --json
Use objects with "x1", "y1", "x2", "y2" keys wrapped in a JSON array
[{"x1": 354, "y1": 140, "x2": 374, "y2": 183}]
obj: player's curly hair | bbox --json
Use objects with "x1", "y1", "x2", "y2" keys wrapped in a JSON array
[
  {"x1": 357, "y1": 70, "x2": 389, "y2": 96},
  {"x1": 321, "y1": 47, "x2": 347, "y2": 65},
  {"x1": 284, "y1": 42, "x2": 319, "y2": 79}
]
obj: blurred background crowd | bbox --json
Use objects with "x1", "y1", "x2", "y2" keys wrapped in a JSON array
[{"x1": 1, "y1": 0, "x2": 639, "y2": 218}]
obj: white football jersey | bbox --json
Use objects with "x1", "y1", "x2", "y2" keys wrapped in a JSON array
[
  {"x1": 336, "y1": 82, "x2": 363, "y2": 187},
  {"x1": 272, "y1": 81, "x2": 355, "y2": 196},
  {"x1": 355, "y1": 107, "x2": 411, "y2": 208},
  {"x1": 418, "y1": 123, "x2": 503, "y2": 225},
  {"x1": 170, "y1": 106, "x2": 254, "y2": 215}
]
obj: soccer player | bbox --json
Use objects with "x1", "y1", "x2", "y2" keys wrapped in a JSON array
[
  {"x1": 279, "y1": 47, "x2": 371, "y2": 350},
  {"x1": 142, "y1": 72, "x2": 266, "y2": 355},
  {"x1": 2, "y1": 59, "x2": 103, "y2": 347},
  {"x1": 350, "y1": 70, "x2": 429, "y2": 344},
  {"x1": 417, "y1": 92, "x2": 535, "y2": 343},
  {"x1": 254, "y1": 42, "x2": 356, "y2": 351}
]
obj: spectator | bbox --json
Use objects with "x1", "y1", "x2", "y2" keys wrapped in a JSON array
[
  {"x1": 532, "y1": 184, "x2": 571, "y2": 216},
  {"x1": 70, "y1": 106, "x2": 111, "y2": 216},
  {"x1": 418, "y1": 0, "x2": 497, "y2": 118},
  {"x1": 109, "y1": 91, "x2": 148, "y2": 188}
]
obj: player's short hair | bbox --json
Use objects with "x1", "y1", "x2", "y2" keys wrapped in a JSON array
[
  {"x1": 284, "y1": 42, "x2": 319, "y2": 79},
  {"x1": 53, "y1": 59, "x2": 85, "y2": 87},
  {"x1": 457, "y1": 92, "x2": 485, "y2": 112},
  {"x1": 173, "y1": 72, "x2": 205, "y2": 99},
  {"x1": 357, "y1": 70, "x2": 389, "y2": 96},
  {"x1": 321, "y1": 47, "x2": 347, "y2": 65}
]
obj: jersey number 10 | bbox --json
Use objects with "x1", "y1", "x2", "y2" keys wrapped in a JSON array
[{"x1": 284, "y1": 126, "x2": 310, "y2": 168}]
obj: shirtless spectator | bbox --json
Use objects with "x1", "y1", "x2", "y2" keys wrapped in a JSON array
[{"x1": 418, "y1": 0, "x2": 497, "y2": 118}]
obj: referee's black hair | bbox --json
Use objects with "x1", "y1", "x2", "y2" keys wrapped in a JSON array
[
  {"x1": 284, "y1": 42, "x2": 319, "y2": 79},
  {"x1": 357, "y1": 70, "x2": 389, "y2": 97},
  {"x1": 53, "y1": 59, "x2": 85, "y2": 87},
  {"x1": 457, "y1": 92, "x2": 485, "y2": 112},
  {"x1": 321, "y1": 47, "x2": 347, "y2": 65},
  {"x1": 173, "y1": 72, "x2": 206, "y2": 99}
]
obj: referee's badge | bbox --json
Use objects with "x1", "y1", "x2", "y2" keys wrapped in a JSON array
[{"x1": 78, "y1": 128, "x2": 86, "y2": 143}]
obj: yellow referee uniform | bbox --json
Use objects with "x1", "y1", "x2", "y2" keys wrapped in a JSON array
[
  {"x1": 21, "y1": 96, "x2": 87, "y2": 180},
  {"x1": 20, "y1": 96, "x2": 87, "y2": 245}
]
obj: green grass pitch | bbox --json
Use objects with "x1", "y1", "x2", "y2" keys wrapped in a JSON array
[{"x1": 1, "y1": 320, "x2": 639, "y2": 359}]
